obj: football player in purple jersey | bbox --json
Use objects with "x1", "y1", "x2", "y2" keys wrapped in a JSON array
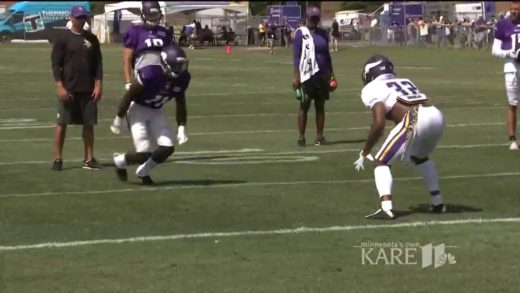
[
  {"x1": 111, "y1": 45, "x2": 190, "y2": 185},
  {"x1": 123, "y1": 1, "x2": 172, "y2": 91},
  {"x1": 492, "y1": 1, "x2": 520, "y2": 150}
]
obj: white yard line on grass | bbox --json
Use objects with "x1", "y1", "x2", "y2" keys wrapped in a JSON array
[
  {"x1": 1, "y1": 217, "x2": 519, "y2": 252},
  {"x1": 0, "y1": 143, "x2": 509, "y2": 166},
  {"x1": 0, "y1": 121, "x2": 505, "y2": 134},
  {"x1": 0, "y1": 172, "x2": 519, "y2": 199}
]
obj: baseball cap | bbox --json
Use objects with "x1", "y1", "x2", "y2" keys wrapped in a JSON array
[
  {"x1": 307, "y1": 6, "x2": 321, "y2": 18},
  {"x1": 71, "y1": 5, "x2": 88, "y2": 18}
]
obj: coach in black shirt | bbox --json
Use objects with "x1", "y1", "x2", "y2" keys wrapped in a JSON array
[{"x1": 51, "y1": 5, "x2": 103, "y2": 171}]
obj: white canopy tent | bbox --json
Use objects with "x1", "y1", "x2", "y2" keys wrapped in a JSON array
[{"x1": 96, "y1": 1, "x2": 250, "y2": 44}]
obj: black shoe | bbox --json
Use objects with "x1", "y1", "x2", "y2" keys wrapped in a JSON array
[
  {"x1": 429, "y1": 204, "x2": 447, "y2": 214},
  {"x1": 297, "y1": 137, "x2": 306, "y2": 147},
  {"x1": 52, "y1": 159, "x2": 63, "y2": 171},
  {"x1": 83, "y1": 158, "x2": 102, "y2": 170},
  {"x1": 314, "y1": 137, "x2": 327, "y2": 146},
  {"x1": 140, "y1": 176, "x2": 154, "y2": 185},
  {"x1": 115, "y1": 168, "x2": 128, "y2": 182}
]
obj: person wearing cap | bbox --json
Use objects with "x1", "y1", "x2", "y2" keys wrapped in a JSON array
[
  {"x1": 292, "y1": 6, "x2": 336, "y2": 147},
  {"x1": 50, "y1": 5, "x2": 103, "y2": 171}
]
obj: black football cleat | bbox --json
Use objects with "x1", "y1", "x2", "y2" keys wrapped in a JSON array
[
  {"x1": 314, "y1": 137, "x2": 327, "y2": 146},
  {"x1": 429, "y1": 204, "x2": 447, "y2": 214},
  {"x1": 115, "y1": 168, "x2": 128, "y2": 182},
  {"x1": 52, "y1": 159, "x2": 63, "y2": 171},
  {"x1": 365, "y1": 208, "x2": 396, "y2": 219},
  {"x1": 83, "y1": 158, "x2": 102, "y2": 170},
  {"x1": 140, "y1": 176, "x2": 154, "y2": 185},
  {"x1": 297, "y1": 137, "x2": 306, "y2": 147}
]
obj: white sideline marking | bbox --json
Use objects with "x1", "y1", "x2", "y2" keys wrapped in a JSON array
[
  {"x1": 1, "y1": 217, "x2": 519, "y2": 252},
  {"x1": 0, "y1": 143, "x2": 509, "y2": 166},
  {"x1": 0, "y1": 172, "x2": 519, "y2": 199}
]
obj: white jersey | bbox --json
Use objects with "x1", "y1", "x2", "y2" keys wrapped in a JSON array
[{"x1": 361, "y1": 74, "x2": 428, "y2": 113}]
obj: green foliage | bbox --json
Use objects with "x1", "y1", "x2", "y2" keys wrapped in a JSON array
[{"x1": 341, "y1": 1, "x2": 384, "y2": 13}]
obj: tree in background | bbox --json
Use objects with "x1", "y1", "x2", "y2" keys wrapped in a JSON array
[{"x1": 341, "y1": 1, "x2": 384, "y2": 13}]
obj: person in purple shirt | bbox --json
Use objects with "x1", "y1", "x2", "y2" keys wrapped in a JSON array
[
  {"x1": 110, "y1": 45, "x2": 190, "y2": 185},
  {"x1": 492, "y1": 1, "x2": 520, "y2": 150},
  {"x1": 123, "y1": 1, "x2": 173, "y2": 90},
  {"x1": 292, "y1": 6, "x2": 336, "y2": 147}
]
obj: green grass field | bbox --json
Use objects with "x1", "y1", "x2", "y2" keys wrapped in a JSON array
[{"x1": 1, "y1": 43, "x2": 520, "y2": 292}]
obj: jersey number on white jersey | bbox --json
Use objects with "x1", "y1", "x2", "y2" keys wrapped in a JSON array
[{"x1": 386, "y1": 80, "x2": 428, "y2": 105}]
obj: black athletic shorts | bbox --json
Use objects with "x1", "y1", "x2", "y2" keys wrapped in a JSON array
[
  {"x1": 300, "y1": 73, "x2": 330, "y2": 102},
  {"x1": 56, "y1": 92, "x2": 97, "y2": 126}
]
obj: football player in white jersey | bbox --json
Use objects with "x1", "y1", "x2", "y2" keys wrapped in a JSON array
[
  {"x1": 354, "y1": 55, "x2": 446, "y2": 219},
  {"x1": 491, "y1": 1, "x2": 520, "y2": 150}
]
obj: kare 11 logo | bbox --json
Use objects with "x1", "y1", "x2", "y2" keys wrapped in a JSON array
[{"x1": 354, "y1": 241, "x2": 456, "y2": 268}]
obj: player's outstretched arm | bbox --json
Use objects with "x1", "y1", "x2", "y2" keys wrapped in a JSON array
[
  {"x1": 362, "y1": 102, "x2": 386, "y2": 156},
  {"x1": 110, "y1": 81, "x2": 143, "y2": 135}
]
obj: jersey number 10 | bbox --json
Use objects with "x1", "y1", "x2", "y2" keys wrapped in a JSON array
[{"x1": 144, "y1": 38, "x2": 164, "y2": 48}]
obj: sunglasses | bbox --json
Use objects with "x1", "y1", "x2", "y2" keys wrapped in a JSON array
[{"x1": 74, "y1": 15, "x2": 88, "y2": 20}]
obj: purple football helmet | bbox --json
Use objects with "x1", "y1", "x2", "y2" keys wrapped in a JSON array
[
  {"x1": 161, "y1": 45, "x2": 189, "y2": 78},
  {"x1": 141, "y1": 1, "x2": 162, "y2": 27}
]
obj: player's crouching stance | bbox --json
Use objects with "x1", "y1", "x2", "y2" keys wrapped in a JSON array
[
  {"x1": 354, "y1": 55, "x2": 446, "y2": 219},
  {"x1": 110, "y1": 45, "x2": 190, "y2": 185}
]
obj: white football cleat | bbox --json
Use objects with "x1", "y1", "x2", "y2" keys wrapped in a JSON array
[{"x1": 509, "y1": 141, "x2": 519, "y2": 150}]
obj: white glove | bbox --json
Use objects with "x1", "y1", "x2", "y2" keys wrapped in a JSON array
[
  {"x1": 110, "y1": 116, "x2": 127, "y2": 135},
  {"x1": 125, "y1": 83, "x2": 132, "y2": 91},
  {"x1": 177, "y1": 125, "x2": 188, "y2": 145},
  {"x1": 354, "y1": 151, "x2": 374, "y2": 172}
]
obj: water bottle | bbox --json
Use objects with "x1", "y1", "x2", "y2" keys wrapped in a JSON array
[{"x1": 295, "y1": 88, "x2": 303, "y2": 99}]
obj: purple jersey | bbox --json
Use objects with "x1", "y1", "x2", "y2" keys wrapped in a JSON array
[
  {"x1": 124, "y1": 24, "x2": 173, "y2": 59},
  {"x1": 494, "y1": 18, "x2": 520, "y2": 51},
  {"x1": 292, "y1": 27, "x2": 332, "y2": 75},
  {"x1": 135, "y1": 65, "x2": 191, "y2": 109}
]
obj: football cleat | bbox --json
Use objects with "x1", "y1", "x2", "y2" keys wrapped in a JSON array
[
  {"x1": 52, "y1": 159, "x2": 63, "y2": 171},
  {"x1": 139, "y1": 176, "x2": 155, "y2": 185},
  {"x1": 365, "y1": 208, "x2": 396, "y2": 219},
  {"x1": 297, "y1": 137, "x2": 306, "y2": 147},
  {"x1": 115, "y1": 168, "x2": 128, "y2": 182},
  {"x1": 429, "y1": 203, "x2": 447, "y2": 214},
  {"x1": 509, "y1": 141, "x2": 519, "y2": 150}
]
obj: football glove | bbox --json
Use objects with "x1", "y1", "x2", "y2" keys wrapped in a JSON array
[
  {"x1": 507, "y1": 49, "x2": 520, "y2": 61},
  {"x1": 354, "y1": 151, "x2": 374, "y2": 172},
  {"x1": 125, "y1": 83, "x2": 132, "y2": 91},
  {"x1": 177, "y1": 125, "x2": 188, "y2": 145},
  {"x1": 110, "y1": 116, "x2": 128, "y2": 135}
]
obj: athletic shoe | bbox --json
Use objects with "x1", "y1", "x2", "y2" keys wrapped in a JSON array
[
  {"x1": 52, "y1": 159, "x2": 63, "y2": 171},
  {"x1": 365, "y1": 208, "x2": 396, "y2": 219},
  {"x1": 429, "y1": 203, "x2": 447, "y2": 214},
  {"x1": 115, "y1": 168, "x2": 128, "y2": 182},
  {"x1": 509, "y1": 141, "x2": 519, "y2": 150},
  {"x1": 82, "y1": 158, "x2": 102, "y2": 170},
  {"x1": 140, "y1": 176, "x2": 154, "y2": 185},
  {"x1": 314, "y1": 137, "x2": 327, "y2": 146},
  {"x1": 297, "y1": 137, "x2": 306, "y2": 147}
]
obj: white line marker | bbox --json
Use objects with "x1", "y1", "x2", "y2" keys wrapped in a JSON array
[
  {"x1": 0, "y1": 172, "x2": 518, "y2": 199},
  {"x1": 1, "y1": 217, "x2": 519, "y2": 251},
  {"x1": 0, "y1": 143, "x2": 509, "y2": 166}
]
